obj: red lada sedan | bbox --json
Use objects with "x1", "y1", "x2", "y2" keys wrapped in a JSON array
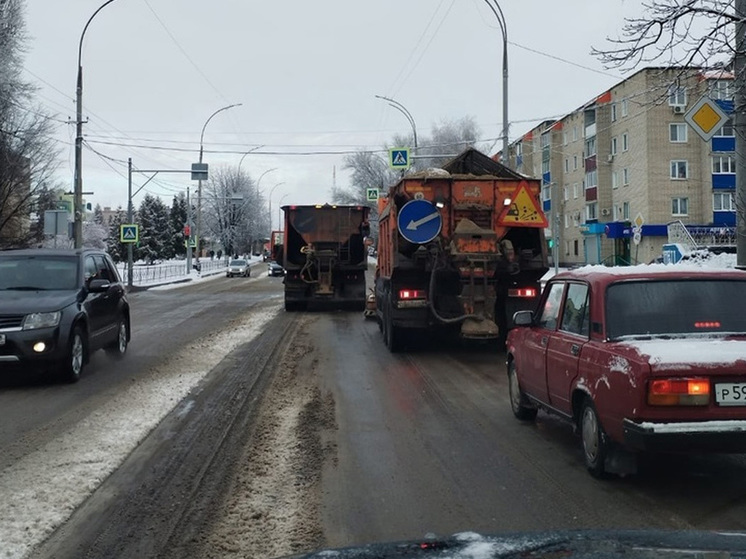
[{"x1": 506, "y1": 266, "x2": 746, "y2": 478}]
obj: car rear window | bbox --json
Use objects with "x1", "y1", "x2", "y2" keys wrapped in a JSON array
[
  {"x1": 0, "y1": 257, "x2": 79, "y2": 290},
  {"x1": 606, "y1": 279, "x2": 746, "y2": 339}
]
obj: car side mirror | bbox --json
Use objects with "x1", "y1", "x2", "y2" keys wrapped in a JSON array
[
  {"x1": 88, "y1": 279, "x2": 111, "y2": 293},
  {"x1": 513, "y1": 310, "x2": 534, "y2": 326}
]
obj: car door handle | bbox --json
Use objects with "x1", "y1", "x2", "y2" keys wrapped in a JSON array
[
  {"x1": 541, "y1": 336, "x2": 548, "y2": 346},
  {"x1": 570, "y1": 344, "x2": 580, "y2": 356}
]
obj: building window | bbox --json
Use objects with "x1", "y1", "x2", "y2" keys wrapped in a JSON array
[
  {"x1": 573, "y1": 155, "x2": 578, "y2": 170},
  {"x1": 573, "y1": 183, "x2": 579, "y2": 199},
  {"x1": 623, "y1": 168, "x2": 629, "y2": 186},
  {"x1": 586, "y1": 202, "x2": 598, "y2": 221},
  {"x1": 623, "y1": 201, "x2": 630, "y2": 220},
  {"x1": 585, "y1": 169, "x2": 598, "y2": 189},
  {"x1": 611, "y1": 137, "x2": 618, "y2": 155},
  {"x1": 565, "y1": 240, "x2": 570, "y2": 256},
  {"x1": 572, "y1": 126, "x2": 578, "y2": 142},
  {"x1": 611, "y1": 103, "x2": 617, "y2": 122},
  {"x1": 563, "y1": 131, "x2": 568, "y2": 145},
  {"x1": 564, "y1": 214, "x2": 569, "y2": 228},
  {"x1": 541, "y1": 132, "x2": 551, "y2": 148},
  {"x1": 670, "y1": 160, "x2": 688, "y2": 179},
  {"x1": 713, "y1": 155, "x2": 736, "y2": 174},
  {"x1": 542, "y1": 183, "x2": 551, "y2": 201},
  {"x1": 565, "y1": 158, "x2": 569, "y2": 172},
  {"x1": 563, "y1": 185, "x2": 569, "y2": 201},
  {"x1": 573, "y1": 213, "x2": 580, "y2": 227},
  {"x1": 574, "y1": 239, "x2": 579, "y2": 256},
  {"x1": 713, "y1": 192, "x2": 736, "y2": 211},
  {"x1": 668, "y1": 85, "x2": 687, "y2": 106},
  {"x1": 612, "y1": 171, "x2": 618, "y2": 189},
  {"x1": 714, "y1": 118, "x2": 735, "y2": 137},
  {"x1": 542, "y1": 159, "x2": 550, "y2": 174},
  {"x1": 710, "y1": 80, "x2": 734, "y2": 100},
  {"x1": 670, "y1": 123, "x2": 687, "y2": 143},
  {"x1": 622, "y1": 133, "x2": 629, "y2": 152},
  {"x1": 672, "y1": 197, "x2": 689, "y2": 216},
  {"x1": 585, "y1": 136, "x2": 597, "y2": 156},
  {"x1": 621, "y1": 98, "x2": 628, "y2": 117}
]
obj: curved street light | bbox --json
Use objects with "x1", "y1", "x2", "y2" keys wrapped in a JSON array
[
  {"x1": 74, "y1": 0, "x2": 120, "y2": 248},
  {"x1": 277, "y1": 193, "x2": 290, "y2": 232},
  {"x1": 375, "y1": 94, "x2": 418, "y2": 153},
  {"x1": 481, "y1": 0, "x2": 509, "y2": 160},
  {"x1": 195, "y1": 103, "x2": 242, "y2": 261},
  {"x1": 268, "y1": 182, "x2": 285, "y2": 232}
]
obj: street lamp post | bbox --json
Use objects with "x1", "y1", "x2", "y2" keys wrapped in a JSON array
[
  {"x1": 277, "y1": 193, "x2": 289, "y2": 231},
  {"x1": 255, "y1": 168, "x2": 277, "y2": 233},
  {"x1": 195, "y1": 103, "x2": 242, "y2": 261},
  {"x1": 268, "y1": 182, "x2": 285, "y2": 232},
  {"x1": 375, "y1": 94, "x2": 418, "y2": 153},
  {"x1": 482, "y1": 0, "x2": 509, "y2": 160},
  {"x1": 74, "y1": 0, "x2": 119, "y2": 248}
]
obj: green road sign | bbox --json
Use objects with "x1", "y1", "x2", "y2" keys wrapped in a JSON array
[
  {"x1": 120, "y1": 224, "x2": 139, "y2": 243},
  {"x1": 389, "y1": 148, "x2": 411, "y2": 169},
  {"x1": 366, "y1": 187, "x2": 379, "y2": 202}
]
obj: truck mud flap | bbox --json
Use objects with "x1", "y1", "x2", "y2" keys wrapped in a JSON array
[{"x1": 460, "y1": 317, "x2": 499, "y2": 339}]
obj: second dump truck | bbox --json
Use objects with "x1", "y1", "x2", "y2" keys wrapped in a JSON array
[
  {"x1": 375, "y1": 148, "x2": 548, "y2": 351},
  {"x1": 282, "y1": 204, "x2": 370, "y2": 311}
]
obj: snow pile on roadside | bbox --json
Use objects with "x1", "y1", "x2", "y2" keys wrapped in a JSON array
[{"x1": 0, "y1": 305, "x2": 280, "y2": 559}]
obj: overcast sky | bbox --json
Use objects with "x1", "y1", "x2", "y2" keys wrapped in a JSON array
[{"x1": 22, "y1": 0, "x2": 644, "y2": 226}]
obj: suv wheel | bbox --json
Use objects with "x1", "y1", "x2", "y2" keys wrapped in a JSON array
[
  {"x1": 105, "y1": 317, "x2": 128, "y2": 359},
  {"x1": 63, "y1": 326, "x2": 85, "y2": 383}
]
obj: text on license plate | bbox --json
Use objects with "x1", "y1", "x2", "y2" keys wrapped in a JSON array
[
  {"x1": 715, "y1": 383, "x2": 746, "y2": 406},
  {"x1": 0, "y1": 334, "x2": 4, "y2": 345}
]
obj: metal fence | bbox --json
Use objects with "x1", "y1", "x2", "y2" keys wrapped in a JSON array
[{"x1": 115, "y1": 258, "x2": 230, "y2": 286}]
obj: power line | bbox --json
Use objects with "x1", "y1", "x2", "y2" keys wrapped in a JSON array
[{"x1": 143, "y1": 0, "x2": 230, "y2": 104}]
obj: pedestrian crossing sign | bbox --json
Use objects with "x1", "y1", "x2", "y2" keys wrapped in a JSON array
[
  {"x1": 389, "y1": 148, "x2": 411, "y2": 170},
  {"x1": 366, "y1": 188, "x2": 379, "y2": 201},
  {"x1": 120, "y1": 224, "x2": 139, "y2": 243}
]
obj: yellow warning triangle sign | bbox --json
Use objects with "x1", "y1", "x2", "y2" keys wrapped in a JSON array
[{"x1": 497, "y1": 181, "x2": 548, "y2": 228}]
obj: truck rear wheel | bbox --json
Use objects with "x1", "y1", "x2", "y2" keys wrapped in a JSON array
[{"x1": 383, "y1": 294, "x2": 402, "y2": 353}]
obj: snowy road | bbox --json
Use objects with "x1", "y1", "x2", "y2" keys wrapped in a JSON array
[{"x1": 5, "y1": 266, "x2": 746, "y2": 558}]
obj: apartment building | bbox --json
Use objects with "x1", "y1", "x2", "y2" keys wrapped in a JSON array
[{"x1": 504, "y1": 67, "x2": 734, "y2": 266}]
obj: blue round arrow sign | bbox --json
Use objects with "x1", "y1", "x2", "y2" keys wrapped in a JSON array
[{"x1": 397, "y1": 199, "x2": 442, "y2": 244}]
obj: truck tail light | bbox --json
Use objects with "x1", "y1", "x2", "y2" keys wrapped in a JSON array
[
  {"x1": 647, "y1": 378, "x2": 710, "y2": 406},
  {"x1": 398, "y1": 289, "x2": 426, "y2": 300},
  {"x1": 458, "y1": 267, "x2": 485, "y2": 277},
  {"x1": 508, "y1": 287, "x2": 537, "y2": 298}
]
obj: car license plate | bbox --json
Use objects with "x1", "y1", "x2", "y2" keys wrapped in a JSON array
[
  {"x1": 0, "y1": 334, "x2": 4, "y2": 346},
  {"x1": 715, "y1": 383, "x2": 746, "y2": 406}
]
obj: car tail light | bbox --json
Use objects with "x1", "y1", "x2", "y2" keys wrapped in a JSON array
[
  {"x1": 508, "y1": 287, "x2": 537, "y2": 298},
  {"x1": 647, "y1": 378, "x2": 710, "y2": 406},
  {"x1": 398, "y1": 289, "x2": 426, "y2": 300},
  {"x1": 695, "y1": 321, "x2": 721, "y2": 329}
]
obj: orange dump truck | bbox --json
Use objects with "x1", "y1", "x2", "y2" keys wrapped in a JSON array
[
  {"x1": 375, "y1": 149, "x2": 548, "y2": 351},
  {"x1": 282, "y1": 204, "x2": 370, "y2": 311}
]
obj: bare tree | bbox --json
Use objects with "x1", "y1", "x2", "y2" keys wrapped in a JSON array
[
  {"x1": 592, "y1": 1, "x2": 736, "y2": 69},
  {"x1": 0, "y1": 0, "x2": 61, "y2": 249},
  {"x1": 204, "y1": 166, "x2": 268, "y2": 257}
]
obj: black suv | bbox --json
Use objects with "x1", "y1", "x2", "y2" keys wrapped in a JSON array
[{"x1": 0, "y1": 249, "x2": 131, "y2": 382}]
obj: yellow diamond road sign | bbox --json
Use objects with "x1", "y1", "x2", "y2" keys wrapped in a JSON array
[{"x1": 684, "y1": 95, "x2": 729, "y2": 142}]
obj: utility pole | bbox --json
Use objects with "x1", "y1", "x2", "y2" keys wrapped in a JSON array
[
  {"x1": 127, "y1": 158, "x2": 133, "y2": 288},
  {"x1": 736, "y1": 0, "x2": 746, "y2": 268}
]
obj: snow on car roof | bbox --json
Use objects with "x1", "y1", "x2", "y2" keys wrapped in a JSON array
[{"x1": 553, "y1": 263, "x2": 746, "y2": 282}]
